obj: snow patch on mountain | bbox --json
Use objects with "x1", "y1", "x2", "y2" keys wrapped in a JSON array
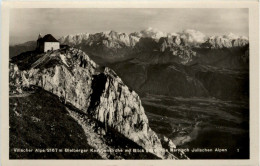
[{"x1": 223, "y1": 33, "x2": 248, "y2": 40}]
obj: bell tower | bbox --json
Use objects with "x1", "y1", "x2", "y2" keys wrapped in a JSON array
[
  {"x1": 38, "y1": 33, "x2": 42, "y2": 39},
  {"x1": 36, "y1": 33, "x2": 43, "y2": 51}
]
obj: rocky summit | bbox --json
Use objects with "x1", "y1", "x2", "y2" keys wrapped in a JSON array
[{"x1": 9, "y1": 47, "x2": 188, "y2": 159}]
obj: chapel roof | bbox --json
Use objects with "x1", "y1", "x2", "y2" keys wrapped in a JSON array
[{"x1": 38, "y1": 34, "x2": 59, "y2": 42}]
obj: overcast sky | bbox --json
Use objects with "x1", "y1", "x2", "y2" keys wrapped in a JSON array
[{"x1": 10, "y1": 8, "x2": 248, "y2": 44}]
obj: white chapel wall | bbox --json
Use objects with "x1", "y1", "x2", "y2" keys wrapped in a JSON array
[{"x1": 44, "y1": 42, "x2": 60, "y2": 52}]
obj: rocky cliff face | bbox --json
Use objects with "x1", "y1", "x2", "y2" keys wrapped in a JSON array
[
  {"x1": 10, "y1": 48, "x2": 96, "y2": 111},
  {"x1": 9, "y1": 47, "x2": 185, "y2": 159},
  {"x1": 89, "y1": 68, "x2": 165, "y2": 155}
]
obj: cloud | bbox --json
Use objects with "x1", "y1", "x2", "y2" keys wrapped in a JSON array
[{"x1": 178, "y1": 29, "x2": 207, "y2": 43}]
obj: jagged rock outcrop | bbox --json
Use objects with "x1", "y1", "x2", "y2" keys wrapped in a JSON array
[
  {"x1": 9, "y1": 47, "x2": 185, "y2": 159},
  {"x1": 88, "y1": 68, "x2": 168, "y2": 157},
  {"x1": 10, "y1": 49, "x2": 96, "y2": 110}
]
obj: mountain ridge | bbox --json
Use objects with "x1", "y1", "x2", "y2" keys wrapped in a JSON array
[
  {"x1": 58, "y1": 28, "x2": 249, "y2": 49},
  {"x1": 9, "y1": 47, "x2": 187, "y2": 159},
  {"x1": 10, "y1": 29, "x2": 249, "y2": 63}
]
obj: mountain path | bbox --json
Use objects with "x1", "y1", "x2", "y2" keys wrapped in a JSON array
[{"x1": 66, "y1": 107, "x2": 120, "y2": 159}]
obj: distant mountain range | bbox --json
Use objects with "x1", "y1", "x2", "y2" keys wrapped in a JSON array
[
  {"x1": 9, "y1": 28, "x2": 249, "y2": 101},
  {"x1": 10, "y1": 28, "x2": 249, "y2": 59},
  {"x1": 59, "y1": 28, "x2": 248, "y2": 49}
]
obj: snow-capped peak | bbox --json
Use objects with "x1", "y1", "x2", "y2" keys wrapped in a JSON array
[
  {"x1": 223, "y1": 33, "x2": 248, "y2": 40},
  {"x1": 224, "y1": 33, "x2": 239, "y2": 40}
]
